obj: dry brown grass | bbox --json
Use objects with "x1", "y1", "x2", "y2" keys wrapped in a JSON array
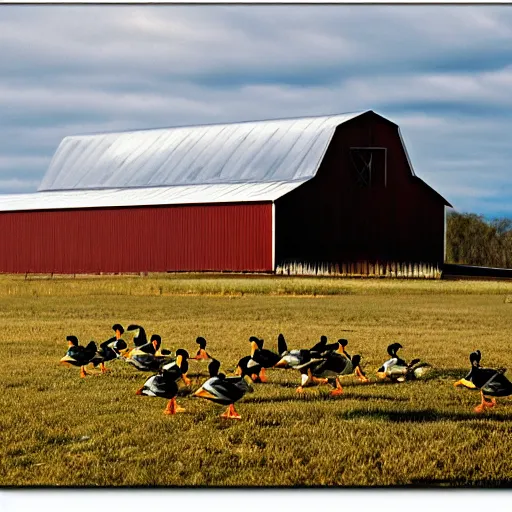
[{"x1": 1, "y1": 274, "x2": 512, "y2": 487}]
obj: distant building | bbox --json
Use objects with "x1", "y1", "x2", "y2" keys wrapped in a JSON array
[{"x1": 0, "y1": 110, "x2": 451, "y2": 274}]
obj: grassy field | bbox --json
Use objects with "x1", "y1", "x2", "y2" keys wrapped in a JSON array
[{"x1": 1, "y1": 273, "x2": 512, "y2": 487}]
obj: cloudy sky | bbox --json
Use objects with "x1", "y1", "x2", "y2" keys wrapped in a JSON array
[{"x1": 1, "y1": 5, "x2": 511, "y2": 217}]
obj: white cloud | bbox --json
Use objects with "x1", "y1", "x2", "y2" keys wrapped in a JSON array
[{"x1": 0, "y1": 5, "x2": 511, "y2": 215}]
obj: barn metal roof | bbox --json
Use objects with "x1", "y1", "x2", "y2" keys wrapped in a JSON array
[
  {"x1": 38, "y1": 111, "x2": 368, "y2": 192},
  {"x1": 0, "y1": 180, "x2": 308, "y2": 213}
]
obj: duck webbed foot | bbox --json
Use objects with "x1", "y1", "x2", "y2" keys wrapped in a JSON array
[
  {"x1": 329, "y1": 377, "x2": 344, "y2": 396},
  {"x1": 164, "y1": 398, "x2": 177, "y2": 415},
  {"x1": 220, "y1": 403, "x2": 241, "y2": 420},
  {"x1": 100, "y1": 363, "x2": 110, "y2": 374},
  {"x1": 474, "y1": 392, "x2": 496, "y2": 413},
  {"x1": 355, "y1": 367, "x2": 369, "y2": 383},
  {"x1": 80, "y1": 366, "x2": 88, "y2": 378}
]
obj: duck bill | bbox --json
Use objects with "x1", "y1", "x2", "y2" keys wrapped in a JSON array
[
  {"x1": 193, "y1": 388, "x2": 217, "y2": 400},
  {"x1": 273, "y1": 358, "x2": 289, "y2": 368},
  {"x1": 454, "y1": 378, "x2": 476, "y2": 389},
  {"x1": 250, "y1": 341, "x2": 258, "y2": 357},
  {"x1": 176, "y1": 355, "x2": 183, "y2": 368},
  {"x1": 60, "y1": 355, "x2": 75, "y2": 365}
]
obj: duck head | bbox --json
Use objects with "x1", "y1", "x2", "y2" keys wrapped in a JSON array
[
  {"x1": 126, "y1": 324, "x2": 141, "y2": 335},
  {"x1": 151, "y1": 334, "x2": 162, "y2": 352},
  {"x1": 114, "y1": 338, "x2": 129, "y2": 355},
  {"x1": 470, "y1": 350, "x2": 482, "y2": 368},
  {"x1": 249, "y1": 336, "x2": 263, "y2": 355},
  {"x1": 208, "y1": 358, "x2": 221, "y2": 378},
  {"x1": 112, "y1": 324, "x2": 124, "y2": 339},
  {"x1": 387, "y1": 343, "x2": 403, "y2": 358},
  {"x1": 66, "y1": 335, "x2": 79, "y2": 347},
  {"x1": 196, "y1": 337, "x2": 207, "y2": 350},
  {"x1": 454, "y1": 350, "x2": 481, "y2": 388}
]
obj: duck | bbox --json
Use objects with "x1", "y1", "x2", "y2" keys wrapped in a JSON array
[
  {"x1": 332, "y1": 339, "x2": 369, "y2": 383},
  {"x1": 92, "y1": 324, "x2": 128, "y2": 373},
  {"x1": 274, "y1": 333, "x2": 317, "y2": 369},
  {"x1": 193, "y1": 359, "x2": 254, "y2": 419},
  {"x1": 135, "y1": 349, "x2": 191, "y2": 415},
  {"x1": 294, "y1": 342, "x2": 366, "y2": 395},
  {"x1": 126, "y1": 324, "x2": 148, "y2": 348},
  {"x1": 60, "y1": 336, "x2": 98, "y2": 378},
  {"x1": 159, "y1": 348, "x2": 192, "y2": 387},
  {"x1": 235, "y1": 355, "x2": 263, "y2": 382},
  {"x1": 376, "y1": 343, "x2": 428, "y2": 382},
  {"x1": 249, "y1": 336, "x2": 281, "y2": 382},
  {"x1": 193, "y1": 337, "x2": 212, "y2": 361},
  {"x1": 454, "y1": 350, "x2": 512, "y2": 413},
  {"x1": 124, "y1": 334, "x2": 173, "y2": 372}
]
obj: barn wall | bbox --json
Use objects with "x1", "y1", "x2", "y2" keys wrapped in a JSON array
[
  {"x1": 0, "y1": 203, "x2": 273, "y2": 273},
  {"x1": 275, "y1": 112, "x2": 446, "y2": 265}
]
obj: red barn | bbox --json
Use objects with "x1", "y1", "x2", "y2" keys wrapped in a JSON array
[{"x1": 0, "y1": 110, "x2": 451, "y2": 274}]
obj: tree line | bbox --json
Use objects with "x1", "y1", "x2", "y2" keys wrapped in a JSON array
[{"x1": 446, "y1": 211, "x2": 512, "y2": 268}]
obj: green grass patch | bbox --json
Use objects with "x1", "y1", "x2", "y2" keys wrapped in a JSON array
[{"x1": 1, "y1": 276, "x2": 512, "y2": 486}]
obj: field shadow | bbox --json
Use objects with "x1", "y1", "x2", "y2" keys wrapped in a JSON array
[
  {"x1": 244, "y1": 393, "x2": 408, "y2": 404},
  {"x1": 426, "y1": 368, "x2": 469, "y2": 380},
  {"x1": 336, "y1": 407, "x2": 512, "y2": 423}
]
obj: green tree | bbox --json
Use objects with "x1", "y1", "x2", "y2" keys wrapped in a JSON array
[{"x1": 446, "y1": 212, "x2": 512, "y2": 268}]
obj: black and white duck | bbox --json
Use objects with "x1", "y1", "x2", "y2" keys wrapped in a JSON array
[
  {"x1": 249, "y1": 336, "x2": 281, "y2": 382},
  {"x1": 193, "y1": 359, "x2": 254, "y2": 419},
  {"x1": 235, "y1": 355, "x2": 263, "y2": 382},
  {"x1": 159, "y1": 348, "x2": 192, "y2": 387},
  {"x1": 454, "y1": 350, "x2": 512, "y2": 413},
  {"x1": 274, "y1": 333, "x2": 322, "y2": 369},
  {"x1": 376, "y1": 343, "x2": 430, "y2": 382},
  {"x1": 135, "y1": 348, "x2": 191, "y2": 414},
  {"x1": 294, "y1": 342, "x2": 366, "y2": 396},
  {"x1": 193, "y1": 336, "x2": 212, "y2": 361},
  {"x1": 124, "y1": 334, "x2": 173, "y2": 372},
  {"x1": 60, "y1": 336, "x2": 98, "y2": 378},
  {"x1": 92, "y1": 324, "x2": 128, "y2": 373}
]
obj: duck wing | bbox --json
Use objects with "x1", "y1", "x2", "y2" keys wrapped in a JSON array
[
  {"x1": 481, "y1": 369, "x2": 512, "y2": 397},
  {"x1": 199, "y1": 376, "x2": 248, "y2": 405},
  {"x1": 312, "y1": 353, "x2": 353, "y2": 377},
  {"x1": 161, "y1": 360, "x2": 184, "y2": 382},
  {"x1": 237, "y1": 355, "x2": 262, "y2": 376},
  {"x1": 140, "y1": 373, "x2": 179, "y2": 399},
  {"x1": 252, "y1": 348, "x2": 281, "y2": 368},
  {"x1": 126, "y1": 353, "x2": 167, "y2": 372}
]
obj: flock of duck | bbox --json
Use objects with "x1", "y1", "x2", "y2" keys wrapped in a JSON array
[{"x1": 60, "y1": 323, "x2": 512, "y2": 418}]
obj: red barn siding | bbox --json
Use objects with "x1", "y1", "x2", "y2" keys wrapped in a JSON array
[{"x1": 0, "y1": 203, "x2": 272, "y2": 274}]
